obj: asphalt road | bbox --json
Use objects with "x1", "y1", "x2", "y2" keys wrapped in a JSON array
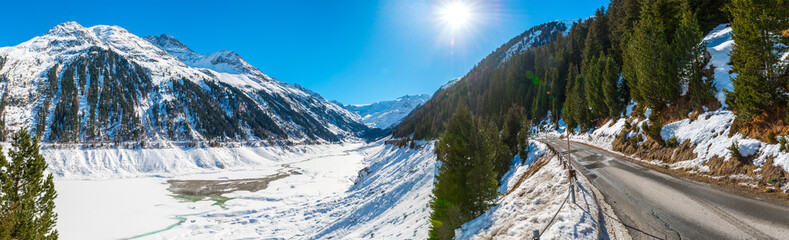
[{"x1": 542, "y1": 137, "x2": 789, "y2": 240}]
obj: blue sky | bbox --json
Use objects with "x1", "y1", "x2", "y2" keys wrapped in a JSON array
[{"x1": 0, "y1": 0, "x2": 608, "y2": 105}]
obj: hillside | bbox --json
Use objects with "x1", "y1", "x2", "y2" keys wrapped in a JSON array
[
  {"x1": 0, "y1": 22, "x2": 370, "y2": 145},
  {"x1": 394, "y1": 20, "x2": 574, "y2": 139}
]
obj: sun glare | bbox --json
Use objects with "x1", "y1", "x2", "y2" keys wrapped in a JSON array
[{"x1": 439, "y1": 1, "x2": 474, "y2": 30}]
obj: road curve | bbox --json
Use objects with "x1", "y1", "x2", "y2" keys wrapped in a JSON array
[{"x1": 542, "y1": 137, "x2": 789, "y2": 240}]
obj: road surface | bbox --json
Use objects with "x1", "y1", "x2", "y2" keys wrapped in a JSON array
[{"x1": 542, "y1": 137, "x2": 789, "y2": 240}]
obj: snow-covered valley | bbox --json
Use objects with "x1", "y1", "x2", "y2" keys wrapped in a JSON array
[
  {"x1": 52, "y1": 138, "x2": 616, "y2": 239},
  {"x1": 53, "y1": 140, "x2": 436, "y2": 239}
]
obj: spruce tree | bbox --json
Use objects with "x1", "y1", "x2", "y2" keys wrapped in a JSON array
[
  {"x1": 608, "y1": 0, "x2": 642, "y2": 64},
  {"x1": 583, "y1": 55, "x2": 608, "y2": 119},
  {"x1": 622, "y1": 30, "x2": 642, "y2": 104},
  {"x1": 474, "y1": 122, "x2": 505, "y2": 210},
  {"x1": 0, "y1": 129, "x2": 59, "y2": 240},
  {"x1": 563, "y1": 64, "x2": 579, "y2": 130},
  {"x1": 517, "y1": 118, "x2": 533, "y2": 164},
  {"x1": 572, "y1": 74, "x2": 592, "y2": 129},
  {"x1": 429, "y1": 105, "x2": 498, "y2": 240},
  {"x1": 626, "y1": 7, "x2": 679, "y2": 110},
  {"x1": 500, "y1": 105, "x2": 523, "y2": 157},
  {"x1": 673, "y1": 8, "x2": 716, "y2": 108},
  {"x1": 725, "y1": 0, "x2": 789, "y2": 119},
  {"x1": 602, "y1": 54, "x2": 624, "y2": 116}
]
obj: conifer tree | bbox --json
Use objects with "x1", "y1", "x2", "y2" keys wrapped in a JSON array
[
  {"x1": 626, "y1": 7, "x2": 679, "y2": 110},
  {"x1": 602, "y1": 54, "x2": 624, "y2": 116},
  {"x1": 572, "y1": 74, "x2": 592, "y2": 129},
  {"x1": 500, "y1": 105, "x2": 523, "y2": 157},
  {"x1": 622, "y1": 30, "x2": 642, "y2": 104},
  {"x1": 475, "y1": 121, "x2": 505, "y2": 207},
  {"x1": 429, "y1": 105, "x2": 498, "y2": 240},
  {"x1": 583, "y1": 55, "x2": 607, "y2": 119},
  {"x1": 517, "y1": 118, "x2": 533, "y2": 164},
  {"x1": 608, "y1": 0, "x2": 642, "y2": 65},
  {"x1": 0, "y1": 129, "x2": 59, "y2": 240},
  {"x1": 725, "y1": 0, "x2": 789, "y2": 119},
  {"x1": 673, "y1": 8, "x2": 716, "y2": 108}
]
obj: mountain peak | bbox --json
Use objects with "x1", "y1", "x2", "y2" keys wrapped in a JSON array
[
  {"x1": 143, "y1": 35, "x2": 265, "y2": 77},
  {"x1": 142, "y1": 34, "x2": 194, "y2": 55},
  {"x1": 45, "y1": 21, "x2": 88, "y2": 35}
]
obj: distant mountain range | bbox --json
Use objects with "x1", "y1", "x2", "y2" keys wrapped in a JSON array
[
  {"x1": 0, "y1": 22, "x2": 373, "y2": 144},
  {"x1": 341, "y1": 94, "x2": 431, "y2": 129}
]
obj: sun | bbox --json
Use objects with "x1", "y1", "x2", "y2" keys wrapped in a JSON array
[{"x1": 439, "y1": 1, "x2": 474, "y2": 30}]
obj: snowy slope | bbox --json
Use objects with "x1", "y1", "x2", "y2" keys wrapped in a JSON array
[
  {"x1": 703, "y1": 24, "x2": 735, "y2": 105},
  {"x1": 0, "y1": 22, "x2": 368, "y2": 145},
  {"x1": 456, "y1": 142, "x2": 626, "y2": 239},
  {"x1": 343, "y1": 94, "x2": 431, "y2": 129}
]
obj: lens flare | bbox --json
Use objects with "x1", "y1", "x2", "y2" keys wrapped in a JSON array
[{"x1": 439, "y1": 1, "x2": 473, "y2": 30}]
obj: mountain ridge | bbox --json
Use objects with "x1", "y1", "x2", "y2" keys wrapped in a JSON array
[
  {"x1": 341, "y1": 94, "x2": 431, "y2": 129},
  {"x1": 0, "y1": 22, "x2": 371, "y2": 145}
]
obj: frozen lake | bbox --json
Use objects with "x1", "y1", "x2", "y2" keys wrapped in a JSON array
[{"x1": 53, "y1": 143, "x2": 366, "y2": 239}]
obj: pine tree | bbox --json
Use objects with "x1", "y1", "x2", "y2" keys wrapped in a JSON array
[
  {"x1": 725, "y1": 0, "x2": 789, "y2": 119},
  {"x1": 626, "y1": 7, "x2": 679, "y2": 110},
  {"x1": 474, "y1": 121, "x2": 505, "y2": 209},
  {"x1": 608, "y1": 0, "x2": 642, "y2": 65},
  {"x1": 602, "y1": 54, "x2": 624, "y2": 116},
  {"x1": 517, "y1": 118, "x2": 533, "y2": 164},
  {"x1": 500, "y1": 105, "x2": 523, "y2": 157},
  {"x1": 0, "y1": 129, "x2": 59, "y2": 240},
  {"x1": 673, "y1": 8, "x2": 716, "y2": 108},
  {"x1": 572, "y1": 74, "x2": 593, "y2": 129},
  {"x1": 429, "y1": 105, "x2": 498, "y2": 240},
  {"x1": 563, "y1": 63, "x2": 579, "y2": 130},
  {"x1": 583, "y1": 54, "x2": 607, "y2": 119}
]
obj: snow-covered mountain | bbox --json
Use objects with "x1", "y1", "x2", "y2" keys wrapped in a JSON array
[
  {"x1": 0, "y1": 22, "x2": 369, "y2": 145},
  {"x1": 342, "y1": 94, "x2": 431, "y2": 129}
]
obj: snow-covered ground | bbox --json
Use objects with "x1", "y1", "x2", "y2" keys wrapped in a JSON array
[
  {"x1": 54, "y1": 177, "x2": 223, "y2": 240},
  {"x1": 53, "y1": 139, "x2": 438, "y2": 239},
  {"x1": 456, "y1": 142, "x2": 627, "y2": 240}
]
